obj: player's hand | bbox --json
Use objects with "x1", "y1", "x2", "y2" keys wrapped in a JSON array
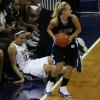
[{"x1": 68, "y1": 35, "x2": 73, "y2": 44}]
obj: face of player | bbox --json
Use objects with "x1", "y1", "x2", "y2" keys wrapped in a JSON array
[
  {"x1": 62, "y1": 5, "x2": 72, "y2": 17},
  {"x1": 15, "y1": 33, "x2": 26, "y2": 45}
]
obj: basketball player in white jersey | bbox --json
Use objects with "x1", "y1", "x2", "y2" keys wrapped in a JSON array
[{"x1": 8, "y1": 30, "x2": 66, "y2": 84}]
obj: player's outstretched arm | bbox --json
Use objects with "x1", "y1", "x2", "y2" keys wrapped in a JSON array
[{"x1": 8, "y1": 44, "x2": 25, "y2": 84}]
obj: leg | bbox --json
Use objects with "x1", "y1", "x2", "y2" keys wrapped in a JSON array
[
  {"x1": 59, "y1": 43, "x2": 78, "y2": 97},
  {"x1": 58, "y1": 65, "x2": 73, "y2": 97},
  {"x1": 46, "y1": 61, "x2": 64, "y2": 95},
  {"x1": 44, "y1": 63, "x2": 67, "y2": 76},
  {"x1": 44, "y1": 64, "x2": 56, "y2": 74},
  {"x1": 51, "y1": 62, "x2": 64, "y2": 77},
  {"x1": 44, "y1": 62, "x2": 72, "y2": 79},
  {"x1": 63, "y1": 65, "x2": 73, "y2": 79}
]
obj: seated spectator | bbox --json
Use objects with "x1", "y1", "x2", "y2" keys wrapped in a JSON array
[
  {"x1": 8, "y1": 30, "x2": 66, "y2": 84},
  {"x1": 28, "y1": 0, "x2": 41, "y2": 27},
  {"x1": 18, "y1": 0, "x2": 41, "y2": 32},
  {"x1": 0, "y1": 0, "x2": 13, "y2": 36},
  {"x1": 5, "y1": 0, "x2": 22, "y2": 30},
  {"x1": 0, "y1": 0, "x2": 22, "y2": 80},
  {"x1": 0, "y1": 0, "x2": 22, "y2": 49}
]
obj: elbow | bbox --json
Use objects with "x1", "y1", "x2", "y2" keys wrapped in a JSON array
[
  {"x1": 79, "y1": 27, "x2": 82, "y2": 33},
  {"x1": 79, "y1": 28, "x2": 81, "y2": 34},
  {"x1": 77, "y1": 27, "x2": 81, "y2": 35}
]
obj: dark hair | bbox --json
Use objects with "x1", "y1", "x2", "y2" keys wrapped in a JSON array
[
  {"x1": 0, "y1": 0, "x2": 11, "y2": 11},
  {"x1": 12, "y1": 0, "x2": 21, "y2": 4}
]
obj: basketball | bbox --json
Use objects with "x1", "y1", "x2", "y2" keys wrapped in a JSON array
[{"x1": 55, "y1": 32, "x2": 69, "y2": 47}]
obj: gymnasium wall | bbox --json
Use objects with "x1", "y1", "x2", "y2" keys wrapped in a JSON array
[{"x1": 79, "y1": 0, "x2": 100, "y2": 48}]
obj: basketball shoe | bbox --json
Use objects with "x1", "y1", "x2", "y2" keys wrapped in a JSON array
[
  {"x1": 58, "y1": 86, "x2": 72, "y2": 97},
  {"x1": 46, "y1": 81, "x2": 54, "y2": 95}
]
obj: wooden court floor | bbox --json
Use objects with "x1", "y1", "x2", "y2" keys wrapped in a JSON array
[{"x1": 41, "y1": 38, "x2": 100, "y2": 100}]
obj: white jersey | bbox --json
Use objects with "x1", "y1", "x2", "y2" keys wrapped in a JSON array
[
  {"x1": 12, "y1": 43, "x2": 30, "y2": 71},
  {"x1": 12, "y1": 43, "x2": 48, "y2": 78}
]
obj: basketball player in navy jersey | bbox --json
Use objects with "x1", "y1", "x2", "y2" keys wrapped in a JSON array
[
  {"x1": 46, "y1": 2, "x2": 81, "y2": 97},
  {"x1": 8, "y1": 30, "x2": 67, "y2": 84}
]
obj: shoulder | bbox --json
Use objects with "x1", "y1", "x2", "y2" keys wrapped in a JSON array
[
  {"x1": 9, "y1": 43, "x2": 16, "y2": 48},
  {"x1": 70, "y1": 14, "x2": 79, "y2": 21},
  {"x1": 50, "y1": 17, "x2": 58, "y2": 26},
  {"x1": 8, "y1": 43, "x2": 16, "y2": 53}
]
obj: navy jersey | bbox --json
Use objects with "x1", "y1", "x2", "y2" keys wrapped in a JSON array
[
  {"x1": 53, "y1": 15, "x2": 75, "y2": 36},
  {"x1": 52, "y1": 15, "x2": 79, "y2": 67}
]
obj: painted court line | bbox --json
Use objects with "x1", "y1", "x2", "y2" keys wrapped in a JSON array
[
  {"x1": 82, "y1": 37, "x2": 100, "y2": 59},
  {"x1": 40, "y1": 38, "x2": 100, "y2": 100}
]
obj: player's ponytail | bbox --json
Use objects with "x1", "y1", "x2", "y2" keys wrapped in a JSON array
[
  {"x1": 51, "y1": 2, "x2": 70, "y2": 18},
  {"x1": 51, "y1": 2, "x2": 60, "y2": 18}
]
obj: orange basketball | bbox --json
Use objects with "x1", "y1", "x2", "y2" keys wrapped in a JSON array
[{"x1": 55, "y1": 32, "x2": 69, "y2": 47}]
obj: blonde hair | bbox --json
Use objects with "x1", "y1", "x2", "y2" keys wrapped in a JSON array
[{"x1": 51, "y1": 2, "x2": 70, "y2": 18}]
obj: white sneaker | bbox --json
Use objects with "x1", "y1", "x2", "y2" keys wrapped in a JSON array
[
  {"x1": 46, "y1": 81, "x2": 54, "y2": 95},
  {"x1": 58, "y1": 86, "x2": 72, "y2": 97}
]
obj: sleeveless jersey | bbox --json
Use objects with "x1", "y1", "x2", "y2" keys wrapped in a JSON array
[
  {"x1": 52, "y1": 15, "x2": 79, "y2": 67},
  {"x1": 12, "y1": 43, "x2": 30, "y2": 71},
  {"x1": 53, "y1": 16, "x2": 75, "y2": 36},
  {"x1": 12, "y1": 43, "x2": 48, "y2": 78}
]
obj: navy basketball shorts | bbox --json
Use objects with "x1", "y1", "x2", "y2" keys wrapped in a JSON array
[{"x1": 52, "y1": 41, "x2": 78, "y2": 67}]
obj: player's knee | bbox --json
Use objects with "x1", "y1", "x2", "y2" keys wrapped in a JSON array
[
  {"x1": 53, "y1": 66, "x2": 63, "y2": 75},
  {"x1": 44, "y1": 64, "x2": 51, "y2": 73},
  {"x1": 48, "y1": 56, "x2": 54, "y2": 64}
]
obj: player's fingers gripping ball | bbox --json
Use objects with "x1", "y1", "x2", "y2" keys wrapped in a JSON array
[{"x1": 55, "y1": 32, "x2": 69, "y2": 47}]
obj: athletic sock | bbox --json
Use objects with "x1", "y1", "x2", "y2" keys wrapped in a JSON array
[
  {"x1": 50, "y1": 76, "x2": 56, "y2": 83},
  {"x1": 61, "y1": 77, "x2": 69, "y2": 86}
]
